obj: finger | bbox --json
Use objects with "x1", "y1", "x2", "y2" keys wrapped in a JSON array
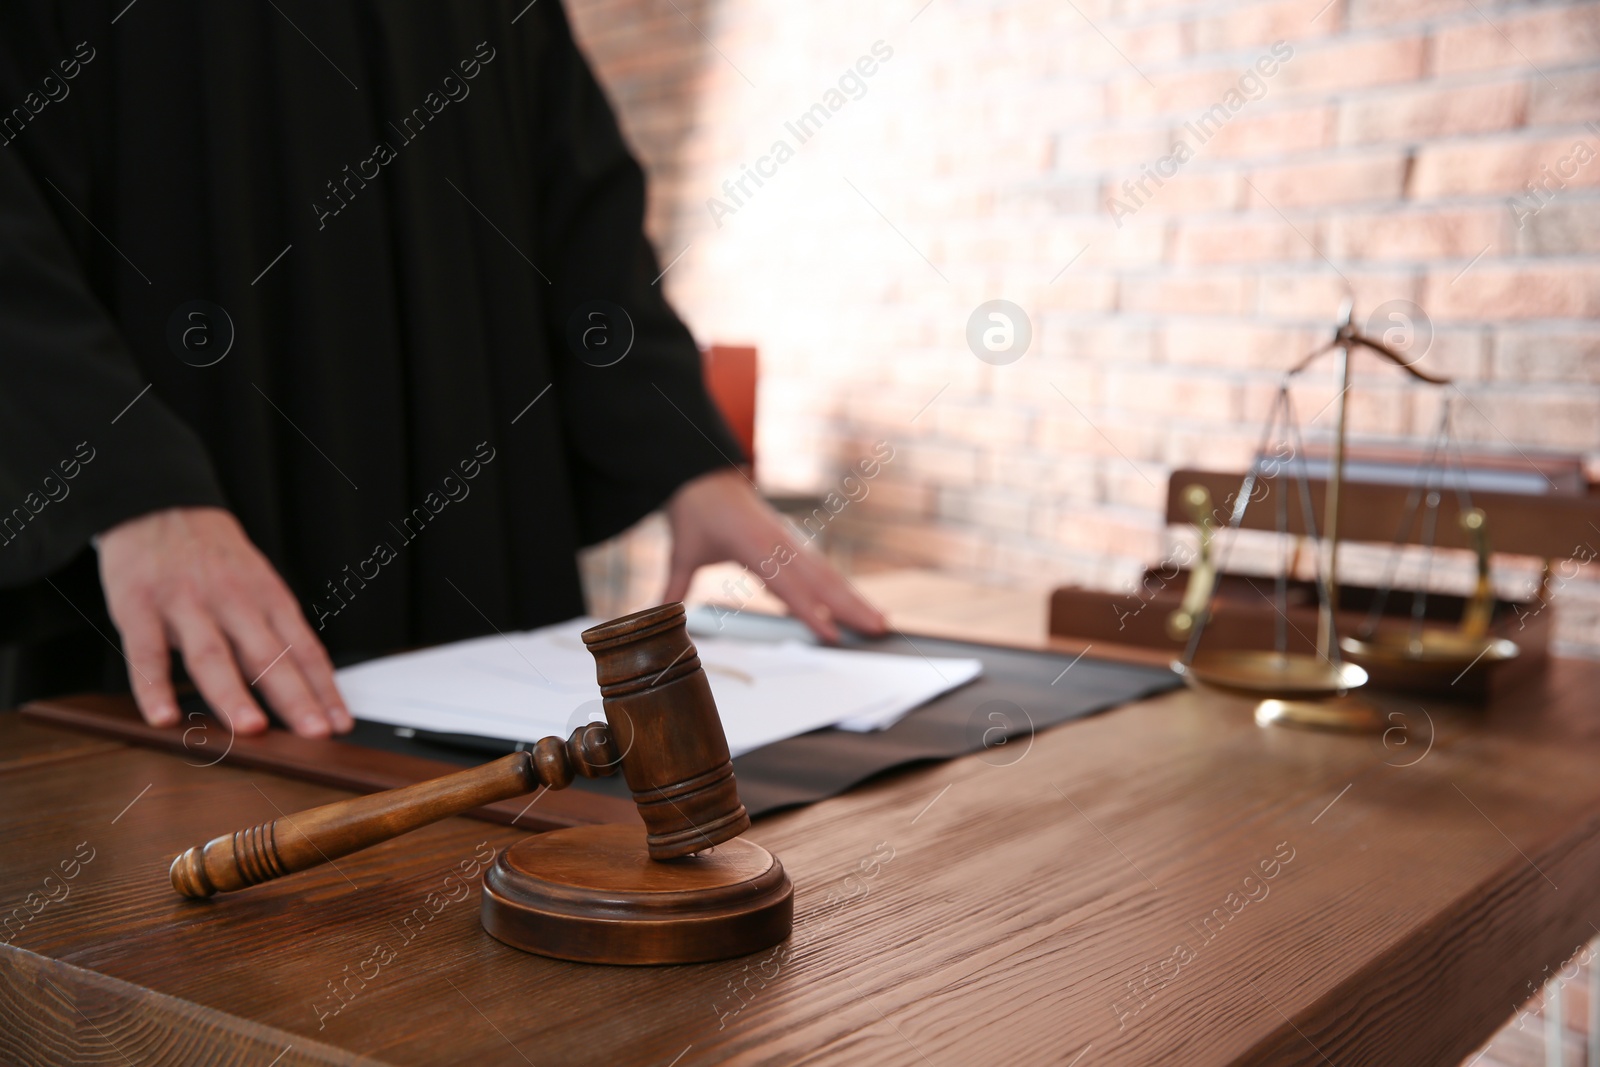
[
  {"x1": 267, "y1": 600, "x2": 353, "y2": 733},
  {"x1": 114, "y1": 602, "x2": 180, "y2": 727},
  {"x1": 761, "y1": 566, "x2": 841, "y2": 643},
  {"x1": 805, "y1": 563, "x2": 888, "y2": 635},
  {"x1": 218, "y1": 605, "x2": 332, "y2": 739},
  {"x1": 168, "y1": 607, "x2": 269, "y2": 735},
  {"x1": 662, "y1": 561, "x2": 695, "y2": 606}
]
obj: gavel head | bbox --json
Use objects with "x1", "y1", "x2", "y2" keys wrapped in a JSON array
[{"x1": 581, "y1": 603, "x2": 750, "y2": 861}]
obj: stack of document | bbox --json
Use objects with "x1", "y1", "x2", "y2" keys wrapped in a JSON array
[{"x1": 336, "y1": 617, "x2": 982, "y2": 758}]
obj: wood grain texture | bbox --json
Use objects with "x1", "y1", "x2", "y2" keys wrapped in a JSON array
[
  {"x1": 19, "y1": 692, "x2": 639, "y2": 830},
  {"x1": 0, "y1": 943, "x2": 375, "y2": 1065},
  {"x1": 0, "y1": 713, "x2": 122, "y2": 774},
  {"x1": 3, "y1": 572, "x2": 1600, "y2": 1065},
  {"x1": 481, "y1": 825, "x2": 792, "y2": 964},
  {"x1": 582, "y1": 603, "x2": 750, "y2": 859}
]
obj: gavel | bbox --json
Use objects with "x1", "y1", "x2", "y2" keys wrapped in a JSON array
[{"x1": 168, "y1": 604, "x2": 790, "y2": 965}]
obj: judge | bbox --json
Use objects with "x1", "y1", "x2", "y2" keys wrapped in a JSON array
[{"x1": 0, "y1": 1, "x2": 883, "y2": 738}]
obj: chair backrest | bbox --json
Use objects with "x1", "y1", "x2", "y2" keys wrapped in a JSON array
[
  {"x1": 1168, "y1": 443, "x2": 1598, "y2": 561},
  {"x1": 701, "y1": 344, "x2": 758, "y2": 476}
]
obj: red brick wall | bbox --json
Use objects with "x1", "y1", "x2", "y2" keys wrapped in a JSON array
[{"x1": 566, "y1": 0, "x2": 1600, "y2": 657}]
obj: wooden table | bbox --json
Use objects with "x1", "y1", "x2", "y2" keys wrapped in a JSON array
[{"x1": 4, "y1": 570, "x2": 1600, "y2": 1065}]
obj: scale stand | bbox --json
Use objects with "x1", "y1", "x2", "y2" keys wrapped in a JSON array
[
  {"x1": 1173, "y1": 301, "x2": 1454, "y2": 733},
  {"x1": 1337, "y1": 405, "x2": 1520, "y2": 692}
]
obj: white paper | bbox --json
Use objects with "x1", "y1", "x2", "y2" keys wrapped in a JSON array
[{"x1": 336, "y1": 617, "x2": 981, "y2": 757}]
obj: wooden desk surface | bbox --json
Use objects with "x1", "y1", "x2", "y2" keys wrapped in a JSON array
[{"x1": 5, "y1": 570, "x2": 1600, "y2": 1066}]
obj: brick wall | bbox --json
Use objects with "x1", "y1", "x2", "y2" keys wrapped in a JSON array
[{"x1": 568, "y1": 0, "x2": 1600, "y2": 656}]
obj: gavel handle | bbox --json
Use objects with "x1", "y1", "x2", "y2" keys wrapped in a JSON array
[
  {"x1": 171, "y1": 723, "x2": 619, "y2": 899},
  {"x1": 171, "y1": 753, "x2": 535, "y2": 898}
]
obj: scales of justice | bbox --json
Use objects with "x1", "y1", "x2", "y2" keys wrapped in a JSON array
[
  {"x1": 170, "y1": 604, "x2": 793, "y2": 965},
  {"x1": 1169, "y1": 301, "x2": 1521, "y2": 731}
]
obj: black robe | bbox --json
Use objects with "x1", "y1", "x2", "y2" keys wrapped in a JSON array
[{"x1": 0, "y1": 1, "x2": 741, "y2": 704}]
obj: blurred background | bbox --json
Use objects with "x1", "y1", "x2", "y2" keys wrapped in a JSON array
[
  {"x1": 567, "y1": 0, "x2": 1600, "y2": 670},
  {"x1": 563, "y1": 6, "x2": 1600, "y2": 1057}
]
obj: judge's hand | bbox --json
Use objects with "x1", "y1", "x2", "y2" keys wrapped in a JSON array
[
  {"x1": 97, "y1": 506, "x2": 351, "y2": 738},
  {"x1": 662, "y1": 468, "x2": 887, "y2": 643}
]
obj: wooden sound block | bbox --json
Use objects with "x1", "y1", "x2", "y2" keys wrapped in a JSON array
[{"x1": 480, "y1": 824, "x2": 793, "y2": 965}]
